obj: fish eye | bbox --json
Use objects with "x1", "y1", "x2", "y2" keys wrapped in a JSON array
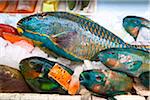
[
  {"x1": 95, "y1": 74, "x2": 103, "y2": 82},
  {"x1": 108, "y1": 52, "x2": 115, "y2": 54},
  {"x1": 131, "y1": 20, "x2": 138, "y2": 25},
  {"x1": 29, "y1": 60, "x2": 36, "y2": 65},
  {"x1": 29, "y1": 60, "x2": 37, "y2": 68},
  {"x1": 96, "y1": 76, "x2": 101, "y2": 80},
  {"x1": 29, "y1": 60, "x2": 44, "y2": 72},
  {"x1": 29, "y1": 60, "x2": 41, "y2": 66}
]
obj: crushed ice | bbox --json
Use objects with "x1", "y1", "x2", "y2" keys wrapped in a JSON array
[{"x1": 0, "y1": 37, "x2": 106, "y2": 70}]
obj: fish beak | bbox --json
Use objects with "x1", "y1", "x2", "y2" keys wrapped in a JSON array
[
  {"x1": 17, "y1": 27, "x2": 24, "y2": 35},
  {"x1": 79, "y1": 73, "x2": 86, "y2": 84}
]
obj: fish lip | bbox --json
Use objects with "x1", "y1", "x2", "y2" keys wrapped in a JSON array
[
  {"x1": 79, "y1": 73, "x2": 86, "y2": 84},
  {"x1": 16, "y1": 26, "x2": 25, "y2": 35}
]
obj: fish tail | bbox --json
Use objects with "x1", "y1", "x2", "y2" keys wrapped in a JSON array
[{"x1": 143, "y1": 21, "x2": 150, "y2": 29}]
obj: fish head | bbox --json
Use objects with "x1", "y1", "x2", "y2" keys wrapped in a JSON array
[
  {"x1": 79, "y1": 69, "x2": 132, "y2": 95},
  {"x1": 123, "y1": 16, "x2": 143, "y2": 27},
  {"x1": 80, "y1": 70, "x2": 107, "y2": 92},
  {"x1": 123, "y1": 16, "x2": 145, "y2": 40},
  {"x1": 95, "y1": 49, "x2": 119, "y2": 64},
  {"x1": 17, "y1": 13, "x2": 53, "y2": 46},
  {"x1": 17, "y1": 13, "x2": 47, "y2": 32},
  {"x1": 19, "y1": 57, "x2": 55, "y2": 79}
]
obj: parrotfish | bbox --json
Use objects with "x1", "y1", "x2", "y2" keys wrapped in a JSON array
[
  {"x1": 19, "y1": 57, "x2": 75, "y2": 94},
  {"x1": 123, "y1": 16, "x2": 150, "y2": 40},
  {"x1": 19, "y1": 57, "x2": 133, "y2": 96},
  {"x1": 79, "y1": 69, "x2": 133, "y2": 96},
  {"x1": 0, "y1": 65, "x2": 31, "y2": 93},
  {"x1": 93, "y1": 48, "x2": 150, "y2": 88},
  {"x1": 17, "y1": 12, "x2": 149, "y2": 62}
]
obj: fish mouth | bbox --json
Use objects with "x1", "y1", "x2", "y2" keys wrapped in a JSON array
[
  {"x1": 79, "y1": 73, "x2": 86, "y2": 84},
  {"x1": 17, "y1": 27, "x2": 24, "y2": 35},
  {"x1": 79, "y1": 71, "x2": 91, "y2": 85}
]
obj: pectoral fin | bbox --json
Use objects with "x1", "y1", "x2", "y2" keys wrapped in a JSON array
[{"x1": 50, "y1": 31, "x2": 78, "y2": 48}]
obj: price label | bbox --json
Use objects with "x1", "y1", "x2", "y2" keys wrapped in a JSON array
[{"x1": 48, "y1": 63, "x2": 72, "y2": 90}]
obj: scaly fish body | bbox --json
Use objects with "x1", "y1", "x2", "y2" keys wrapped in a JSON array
[
  {"x1": 17, "y1": 12, "x2": 149, "y2": 62},
  {"x1": 93, "y1": 48, "x2": 150, "y2": 77},
  {"x1": 19, "y1": 56, "x2": 133, "y2": 95},
  {"x1": 79, "y1": 69, "x2": 133, "y2": 96},
  {"x1": 93, "y1": 48, "x2": 150, "y2": 88},
  {"x1": 19, "y1": 57, "x2": 73, "y2": 94},
  {"x1": 0, "y1": 65, "x2": 31, "y2": 92}
]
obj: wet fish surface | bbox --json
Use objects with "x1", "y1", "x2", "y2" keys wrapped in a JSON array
[
  {"x1": 79, "y1": 69, "x2": 133, "y2": 96},
  {"x1": 0, "y1": 65, "x2": 31, "y2": 93},
  {"x1": 17, "y1": 12, "x2": 149, "y2": 62},
  {"x1": 19, "y1": 57, "x2": 73, "y2": 94}
]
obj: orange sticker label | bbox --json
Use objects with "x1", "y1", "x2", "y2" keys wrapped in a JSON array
[{"x1": 48, "y1": 63, "x2": 72, "y2": 90}]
